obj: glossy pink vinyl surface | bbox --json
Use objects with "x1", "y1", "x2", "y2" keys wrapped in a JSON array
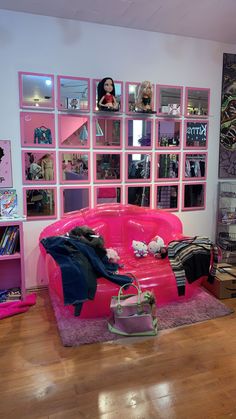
[{"x1": 39, "y1": 204, "x2": 202, "y2": 318}]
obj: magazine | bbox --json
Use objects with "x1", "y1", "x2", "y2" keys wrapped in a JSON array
[{"x1": 0, "y1": 189, "x2": 17, "y2": 217}]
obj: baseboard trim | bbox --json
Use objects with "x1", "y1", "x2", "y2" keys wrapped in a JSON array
[{"x1": 27, "y1": 285, "x2": 48, "y2": 293}]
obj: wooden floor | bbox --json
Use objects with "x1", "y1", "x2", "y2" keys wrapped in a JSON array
[{"x1": 1, "y1": 291, "x2": 236, "y2": 419}]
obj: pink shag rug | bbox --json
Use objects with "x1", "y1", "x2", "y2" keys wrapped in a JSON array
[{"x1": 50, "y1": 288, "x2": 234, "y2": 347}]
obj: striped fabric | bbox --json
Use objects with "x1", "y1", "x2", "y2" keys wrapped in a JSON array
[{"x1": 168, "y1": 236, "x2": 219, "y2": 296}]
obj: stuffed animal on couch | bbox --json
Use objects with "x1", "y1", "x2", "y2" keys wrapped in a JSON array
[
  {"x1": 148, "y1": 235, "x2": 166, "y2": 258},
  {"x1": 106, "y1": 248, "x2": 120, "y2": 263},
  {"x1": 132, "y1": 240, "x2": 148, "y2": 257}
]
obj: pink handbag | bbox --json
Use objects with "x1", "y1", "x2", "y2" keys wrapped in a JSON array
[{"x1": 108, "y1": 283, "x2": 158, "y2": 336}]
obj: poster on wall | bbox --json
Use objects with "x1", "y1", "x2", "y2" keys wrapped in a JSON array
[
  {"x1": 0, "y1": 140, "x2": 13, "y2": 187},
  {"x1": 219, "y1": 53, "x2": 236, "y2": 178}
]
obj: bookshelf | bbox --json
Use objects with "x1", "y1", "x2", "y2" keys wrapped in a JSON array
[{"x1": 0, "y1": 220, "x2": 25, "y2": 302}]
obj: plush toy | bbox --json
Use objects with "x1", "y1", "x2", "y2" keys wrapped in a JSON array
[
  {"x1": 106, "y1": 248, "x2": 120, "y2": 263},
  {"x1": 148, "y1": 235, "x2": 165, "y2": 258},
  {"x1": 132, "y1": 240, "x2": 148, "y2": 258}
]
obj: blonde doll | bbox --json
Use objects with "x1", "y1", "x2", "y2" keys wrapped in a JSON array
[{"x1": 135, "y1": 81, "x2": 153, "y2": 112}]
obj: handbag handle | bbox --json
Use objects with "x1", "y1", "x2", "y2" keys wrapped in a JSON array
[{"x1": 118, "y1": 283, "x2": 142, "y2": 305}]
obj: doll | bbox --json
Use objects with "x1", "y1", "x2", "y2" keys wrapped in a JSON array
[
  {"x1": 97, "y1": 77, "x2": 119, "y2": 111},
  {"x1": 29, "y1": 154, "x2": 42, "y2": 180},
  {"x1": 135, "y1": 81, "x2": 153, "y2": 113},
  {"x1": 41, "y1": 154, "x2": 54, "y2": 181},
  {"x1": 0, "y1": 147, "x2": 4, "y2": 163}
]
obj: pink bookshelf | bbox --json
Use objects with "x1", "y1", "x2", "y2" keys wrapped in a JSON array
[{"x1": 0, "y1": 220, "x2": 25, "y2": 302}]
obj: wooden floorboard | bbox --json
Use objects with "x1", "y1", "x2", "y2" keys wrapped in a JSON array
[{"x1": 1, "y1": 290, "x2": 236, "y2": 419}]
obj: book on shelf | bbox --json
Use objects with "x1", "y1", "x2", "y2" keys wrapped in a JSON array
[
  {"x1": 0, "y1": 189, "x2": 17, "y2": 218},
  {"x1": 0, "y1": 225, "x2": 19, "y2": 255},
  {"x1": 0, "y1": 288, "x2": 21, "y2": 303}
]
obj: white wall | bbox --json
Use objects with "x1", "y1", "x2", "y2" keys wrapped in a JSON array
[{"x1": 0, "y1": 9, "x2": 236, "y2": 288}]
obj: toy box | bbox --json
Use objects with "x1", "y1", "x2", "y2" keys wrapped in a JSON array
[
  {"x1": 203, "y1": 263, "x2": 236, "y2": 299},
  {"x1": 0, "y1": 189, "x2": 17, "y2": 218}
]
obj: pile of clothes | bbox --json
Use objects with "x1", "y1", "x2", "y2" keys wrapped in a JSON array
[{"x1": 41, "y1": 226, "x2": 133, "y2": 316}]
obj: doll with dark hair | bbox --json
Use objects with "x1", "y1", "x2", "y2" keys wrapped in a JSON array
[
  {"x1": 97, "y1": 77, "x2": 119, "y2": 111},
  {"x1": 0, "y1": 147, "x2": 4, "y2": 163}
]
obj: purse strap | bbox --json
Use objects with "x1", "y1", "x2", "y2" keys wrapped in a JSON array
[
  {"x1": 118, "y1": 283, "x2": 142, "y2": 305},
  {"x1": 123, "y1": 272, "x2": 141, "y2": 288}
]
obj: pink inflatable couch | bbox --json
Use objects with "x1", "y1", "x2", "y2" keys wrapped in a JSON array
[{"x1": 39, "y1": 204, "x2": 202, "y2": 318}]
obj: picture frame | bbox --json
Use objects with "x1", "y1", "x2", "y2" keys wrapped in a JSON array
[
  {"x1": 59, "y1": 151, "x2": 90, "y2": 184},
  {"x1": 58, "y1": 114, "x2": 90, "y2": 149},
  {"x1": 155, "y1": 153, "x2": 180, "y2": 181},
  {"x1": 125, "y1": 184, "x2": 151, "y2": 207},
  {"x1": 93, "y1": 116, "x2": 122, "y2": 149},
  {"x1": 23, "y1": 187, "x2": 57, "y2": 220},
  {"x1": 94, "y1": 186, "x2": 122, "y2": 205},
  {"x1": 20, "y1": 112, "x2": 55, "y2": 148},
  {"x1": 19, "y1": 71, "x2": 55, "y2": 110},
  {"x1": 125, "y1": 118, "x2": 153, "y2": 149},
  {"x1": 185, "y1": 87, "x2": 210, "y2": 117},
  {"x1": 60, "y1": 186, "x2": 91, "y2": 215},
  {"x1": 184, "y1": 120, "x2": 208, "y2": 149},
  {"x1": 156, "y1": 84, "x2": 183, "y2": 116},
  {"x1": 126, "y1": 152, "x2": 152, "y2": 182},
  {"x1": 0, "y1": 140, "x2": 13, "y2": 188},
  {"x1": 57, "y1": 75, "x2": 90, "y2": 112},
  {"x1": 182, "y1": 182, "x2": 206, "y2": 211},
  {"x1": 156, "y1": 119, "x2": 181, "y2": 149},
  {"x1": 155, "y1": 183, "x2": 179, "y2": 211},
  {"x1": 183, "y1": 152, "x2": 207, "y2": 181},
  {"x1": 125, "y1": 81, "x2": 155, "y2": 114},
  {"x1": 22, "y1": 150, "x2": 56, "y2": 184},
  {"x1": 93, "y1": 79, "x2": 123, "y2": 113},
  {"x1": 94, "y1": 152, "x2": 122, "y2": 183},
  {"x1": 219, "y1": 54, "x2": 236, "y2": 178}
]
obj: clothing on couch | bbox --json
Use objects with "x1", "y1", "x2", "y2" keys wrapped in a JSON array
[
  {"x1": 41, "y1": 236, "x2": 133, "y2": 315},
  {"x1": 167, "y1": 236, "x2": 219, "y2": 296}
]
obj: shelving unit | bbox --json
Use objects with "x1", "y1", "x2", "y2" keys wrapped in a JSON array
[
  {"x1": 18, "y1": 71, "x2": 210, "y2": 215},
  {"x1": 216, "y1": 182, "x2": 236, "y2": 263},
  {"x1": 0, "y1": 220, "x2": 25, "y2": 302}
]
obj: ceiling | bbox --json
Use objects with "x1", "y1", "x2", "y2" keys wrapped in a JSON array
[{"x1": 0, "y1": 0, "x2": 236, "y2": 44}]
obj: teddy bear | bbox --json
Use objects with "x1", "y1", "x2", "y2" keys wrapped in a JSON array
[
  {"x1": 106, "y1": 248, "x2": 120, "y2": 263},
  {"x1": 148, "y1": 235, "x2": 166, "y2": 258},
  {"x1": 132, "y1": 240, "x2": 148, "y2": 258}
]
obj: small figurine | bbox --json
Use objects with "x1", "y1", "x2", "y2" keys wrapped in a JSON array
[
  {"x1": 97, "y1": 77, "x2": 119, "y2": 111},
  {"x1": 168, "y1": 104, "x2": 180, "y2": 116},
  {"x1": 69, "y1": 98, "x2": 79, "y2": 109},
  {"x1": 135, "y1": 81, "x2": 153, "y2": 113}
]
